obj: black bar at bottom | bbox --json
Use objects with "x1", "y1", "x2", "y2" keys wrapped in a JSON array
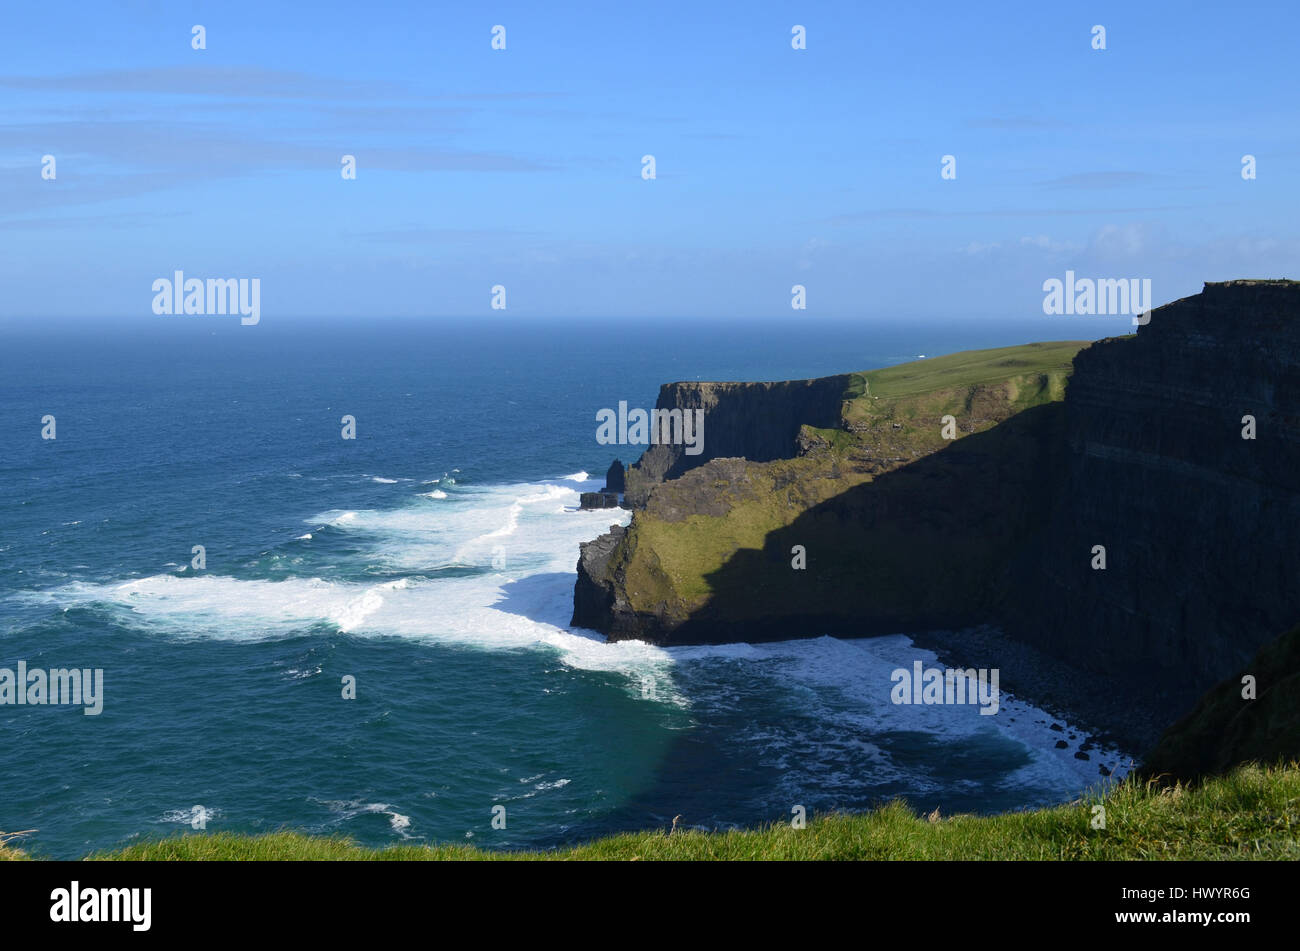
[{"x1": 0, "y1": 859, "x2": 1282, "y2": 937}]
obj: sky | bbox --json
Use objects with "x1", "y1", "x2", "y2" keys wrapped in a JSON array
[{"x1": 1, "y1": 0, "x2": 1297, "y2": 322}]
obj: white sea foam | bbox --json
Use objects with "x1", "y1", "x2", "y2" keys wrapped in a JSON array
[
  {"x1": 158, "y1": 806, "x2": 223, "y2": 825},
  {"x1": 23, "y1": 471, "x2": 1118, "y2": 805},
  {"x1": 24, "y1": 478, "x2": 659, "y2": 685},
  {"x1": 421, "y1": 490, "x2": 447, "y2": 500},
  {"x1": 33, "y1": 574, "x2": 416, "y2": 635},
  {"x1": 282, "y1": 665, "x2": 322, "y2": 680},
  {"x1": 316, "y1": 799, "x2": 412, "y2": 835},
  {"x1": 370, "y1": 477, "x2": 399, "y2": 484},
  {"x1": 667, "y1": 634, "x2": 1128, "y2": 796}
]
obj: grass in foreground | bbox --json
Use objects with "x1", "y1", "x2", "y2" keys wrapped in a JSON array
[{"x1": 4, "y1": 764, "x2": 1297, "y2": 861}]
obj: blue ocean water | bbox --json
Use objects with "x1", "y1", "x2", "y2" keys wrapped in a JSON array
[{"x1": 1, "y1": 315, "x2": 1128, "y2": 858}]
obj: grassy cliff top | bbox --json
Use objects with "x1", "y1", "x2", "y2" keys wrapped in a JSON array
[
  {"x1": 611, "y1": 339, "x2": 1090, "y2": 626},
  {"x1": 4, "y1": 764, "x2": 1296, "y2": 860},
  {"x1": 852, "y1": 340, "x2": 1089, "y2": 399},
  {"x1": 1205, "y1": 278, "x2": 1300, "y2": 287}
]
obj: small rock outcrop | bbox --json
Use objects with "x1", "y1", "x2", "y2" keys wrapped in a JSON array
[{"x1": 603, "y1": 459, "x2": 625, "y2": 494}]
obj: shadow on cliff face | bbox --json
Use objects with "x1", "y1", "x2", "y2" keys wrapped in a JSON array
[
  {"x1": 659, "y1": 320, "x2": 1300, "y2": 725},
  {"x1": 1139, "y1": 622, "x2": 1300, "y2": 783},
  {"x1": 1003, "y1": 325, "x2": 1300, "y2": 714},
  {"x1": 662, "y1": 401, "x2": 1068, "y2": 644}
]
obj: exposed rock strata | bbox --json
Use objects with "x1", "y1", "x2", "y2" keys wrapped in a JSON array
[
  {"x1": 624, "y1": 376, "x2": 851, "y2": 507},
  {"x1": 1007, "y1": 280, "x2": 1300, "y2": 711},
  {"x1": 572, "y1": 281, "x2": 1300, "y2": 727}
]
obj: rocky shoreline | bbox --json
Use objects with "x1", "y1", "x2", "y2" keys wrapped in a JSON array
[{"x1": 910, "y1": 625, "x2": 1161, "y2": 764}]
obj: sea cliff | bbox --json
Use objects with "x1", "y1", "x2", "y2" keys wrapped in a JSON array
[{"x1": 572, "y1": 280, "x2": 1300, "y2": 748}]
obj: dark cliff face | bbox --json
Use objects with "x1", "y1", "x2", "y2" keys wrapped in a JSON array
[
  {"x1": 572, "y1": 525, "x2": 626, "y2": 632},
  {"x1": 624, "y1": 376, "x2": 851, "y2": 507},
  {"x1": 1008, "y1": 281, "x2": 1300, "y2": 710},
  {"x1": 571, "y1": 280, "x2": 1300, "y2": 730}
]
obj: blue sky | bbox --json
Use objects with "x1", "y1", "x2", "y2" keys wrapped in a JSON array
[{"x1": 1, "y1": 0, "x2": 1297, "y2": 322}]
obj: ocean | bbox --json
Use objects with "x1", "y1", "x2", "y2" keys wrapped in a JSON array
[{"x1": 0, "y1": 315, "x2": 1128, "y2": 858}]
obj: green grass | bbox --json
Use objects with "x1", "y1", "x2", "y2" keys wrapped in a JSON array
[
  {"x1": 4, "y1": 764, "x2": 1297, "y2": 861},
  {"x1": 608, "y1": 340, "x2": 1088, "y2": 621},
  {"x1": 855, "y1": 340, "x2": 1088, "y2": 399},
  {"x1": 626, "y1": 456, "x2": 850, "y2": 603}
]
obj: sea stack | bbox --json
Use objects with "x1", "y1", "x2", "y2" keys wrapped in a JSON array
[{"x1": 603, "y1": 459, "x2": 626, "y2": 494}]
